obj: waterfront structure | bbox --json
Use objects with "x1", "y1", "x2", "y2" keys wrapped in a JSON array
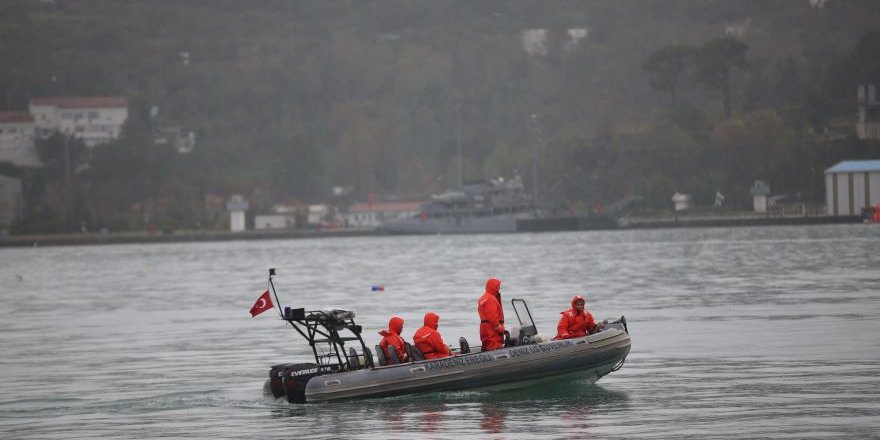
[
  {"x1": 825, "y1": 160, "x2": 880, "y2": 216},
  {"x1": 750, "y1": 180, "x2": 771, "y2": 213},
  {"x1": 226, "y1": 195, "x2": 249, "y2": 232},
  {"x1": 254, "y1": 214, "x2": 295, "y2": 230},
  {"x1": 0, "y1": 112, "x2": 40, "y2": 167},
  {"x1": 29, "y1": 96, "x2": 128, "y2": 147},
  {"x1": 671, "y1": 192, "x2": 691, "y2": 211},
  {"x1": 344, "y1": 202, "x2": 421, "y2": 228}
]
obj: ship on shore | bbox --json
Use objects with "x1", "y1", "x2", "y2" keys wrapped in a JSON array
[{"x1": 380, "y1": 176, "x2": 634, "y2": 234}]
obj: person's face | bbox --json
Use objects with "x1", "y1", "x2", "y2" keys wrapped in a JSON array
[{"x1": 575, "y1": 300, "x2": 584, "y2": 312}]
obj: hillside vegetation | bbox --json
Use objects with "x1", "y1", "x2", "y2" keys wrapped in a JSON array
[{"x1": 1, "y1": 0, "x2": 879, "y2": 231}]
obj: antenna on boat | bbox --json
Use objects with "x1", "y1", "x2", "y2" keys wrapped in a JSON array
[{"x1": 268, "y1": 268, "x2": 284, "y2": 319}]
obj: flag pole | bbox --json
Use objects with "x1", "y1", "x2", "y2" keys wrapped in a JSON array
[{"x1": 268, "y1": 268, "x2": 285, "y2": 319}]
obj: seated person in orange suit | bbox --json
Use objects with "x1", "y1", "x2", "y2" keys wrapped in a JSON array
[
  {"x1": 554, "y1": 295, "x2": 606, "y2": 340},
  {"x1": 378, "y1": 316, "x2": 408, "y2": 363},
  {"x1": 413, "y1": 312, "x2": 452, "y2": 359}
]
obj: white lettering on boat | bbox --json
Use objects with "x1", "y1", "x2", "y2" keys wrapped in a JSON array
[
  {"x1": 424, "y1": 341, "x2": 573, "y2": 372},
  {"x1": 291, "y1": 368, "x2": 319, "y2": 376}
]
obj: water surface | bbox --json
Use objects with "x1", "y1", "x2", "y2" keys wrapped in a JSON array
[{"x1": 1, "y1": 225, "x2": 878, "y2": 438}]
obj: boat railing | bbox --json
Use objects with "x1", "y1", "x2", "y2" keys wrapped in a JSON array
[{"x1": 267, "y1": 269, "x2": 374, "y2": 372}]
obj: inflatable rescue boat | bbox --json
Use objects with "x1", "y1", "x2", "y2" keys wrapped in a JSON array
[{"x1": 261, "y1": 269, "x2": 631, "y2": 403}]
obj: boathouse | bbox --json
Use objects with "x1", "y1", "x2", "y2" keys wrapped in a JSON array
[{"x1": 825, "y1": 160, "x2": 880, "y2": 216}]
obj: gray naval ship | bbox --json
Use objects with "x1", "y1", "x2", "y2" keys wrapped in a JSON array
[
  {"x1": 380, "y1": 176, "x2": 538, "y2": 234},
  {"x1": 379, "y1": 176, "x2": 636, "y2": 234},
  {"x1": 262, "y1": 270, "x2": 631, "y2": 404}
]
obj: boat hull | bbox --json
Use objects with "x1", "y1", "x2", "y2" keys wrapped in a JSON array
[
  {"x1": 381, "y1": 214, "x2": 523, "y2": 234},
  {"x1": 300, "y1": 328, "x2": 630, "y2": 403}
]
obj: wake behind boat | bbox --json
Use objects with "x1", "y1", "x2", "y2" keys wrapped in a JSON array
[{"x1": 261, "y1": 269, "x2": 631, "y2": 403}]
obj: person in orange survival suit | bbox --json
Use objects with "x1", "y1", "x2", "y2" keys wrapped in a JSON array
[
  {"x1": 378, "y1": 316, "x2": 408, "y2": 363},
  {"x1": 413, "y1": 312, "x2": 451, "y2": 359},
  {"x1": 478, "y1": 278, "x2": 505, "y2": 351},
  {"x1": 554, "y1": 295, "x2": 606, "y2": 340}
]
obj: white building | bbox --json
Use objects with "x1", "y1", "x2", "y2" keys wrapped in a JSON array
[
  {"x1": 29, "y1": 96, "x2": 128, "y2": 147},
  {"x1": 344, "y1": 202, "x2": 421, "y2": 228},
  {"x1": 750, "y1": 180, "x2": 770, "y2": 213},
  {"x1": 0, "y1": 112, "x2": 41, "y2": 167},
  {"x1": 671, "y1": 192, "x2": 691, "y2": 211},
  {"x1": 254, "y1": 214, "x2": 295, "y2": 230},
  {"x1": 825, "y1": 160, "x2": 880, "y2": 216},
  {"x1": 226, "y1": 195, "x2": 249, "y2": 232}
]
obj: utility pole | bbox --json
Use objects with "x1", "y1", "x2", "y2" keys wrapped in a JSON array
[
  {"x1": 530, "y1": 114, "x2": 542, "y2": 205},
  {"x1": 456, "y1": 103, "x2": 463, "y2": 190},
  {"x1": 63, "y1": 130, "x2": 71, "y2": 229}
]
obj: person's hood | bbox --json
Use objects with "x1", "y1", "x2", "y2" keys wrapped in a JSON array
[
  {"x1": 423, "y1": 312, "x2": 440, "y2": 330},
  {"x1": 388, "y1": 316, "x2": 404, "y2": 335},
  {"x1": 571, "y1": 295, "x2": 586, "y2": 310},
  {"x1": 485, "y1": 278, "x2": 502, "y2": 298},
  {"x1": 379, "y1": 316, "x2": 404, "y2": 336}
]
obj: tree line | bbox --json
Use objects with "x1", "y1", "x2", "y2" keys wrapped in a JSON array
[{"x1": 1, "y1": 1, "x2": 879, "y2": 232}]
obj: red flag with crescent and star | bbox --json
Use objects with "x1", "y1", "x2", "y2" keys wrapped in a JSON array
[{"x1": 249, "y1": 290, "x2": 274, "y2": 317}]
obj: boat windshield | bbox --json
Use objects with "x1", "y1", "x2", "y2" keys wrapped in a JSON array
[{"x1": 510, "y1": 298, "x2": 537, "y2": 336}]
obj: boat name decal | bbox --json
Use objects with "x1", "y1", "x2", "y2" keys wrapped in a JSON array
[
  {"x1": 291, "y1": 368, "x2": 319, "y2": 376},
  {"x1": 424, "y1": 341, "x2": 573, "y2": 372},
  {"x1": 507, "y1": 340, "x2": 572, "y2": 357}
]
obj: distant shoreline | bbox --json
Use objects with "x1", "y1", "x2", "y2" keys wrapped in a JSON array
[
  {"x1": 0, "y1": 227, "x2": 381, "y2": 248},
  {"x1": 0, "y1": 215, "x2": 868, "y2": 248}
]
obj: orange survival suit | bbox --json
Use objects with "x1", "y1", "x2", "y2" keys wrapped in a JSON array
[
  {"x1": 478, "y1": 278, "x2": 505, "y2": 351},
  {"x1": 378, "y1": 316, "x2": 408, "y2": 363},
  {"x1": 413, "y1": 312, "x2": 451, "y2": 359},
  {"x1": 554, "y1": 295, "x2": 598, "y2": 340}
]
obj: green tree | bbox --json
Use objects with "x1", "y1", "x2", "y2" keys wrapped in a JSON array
[
  {"x1": 695, "y1": 38, "x2": 749, "y2": 118},
  {"x1": 851, "y1": 31, "x2": 880, "y2": 83},
  {"x1": 643, "y1": 45, "x2": 694, "y2": 105}
]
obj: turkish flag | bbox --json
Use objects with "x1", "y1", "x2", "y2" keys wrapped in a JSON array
[{"x1": 249, "y1": 290, "x2": 274, "y2": 317}]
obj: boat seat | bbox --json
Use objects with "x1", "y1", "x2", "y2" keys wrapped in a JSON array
[
  {"x1": 387, "y1": 345, "x2": 400, "y2": 365},
  {"x1": 406, "y1": 342, "x2": 424, "y2": 361},
  {"x1": 348, "y1": 347, "x2": 360, "y2": 369},
  {"x1": 459, "y1": 337, "x2": 470, "y2": 354},
  {"x1": 363, "y1": 346, "x2": 375, "y2": 368},
  {"x1": 375, "y1": 345, "x2": 386, "y2": 366}
]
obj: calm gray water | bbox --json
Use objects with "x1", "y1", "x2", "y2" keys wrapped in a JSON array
[{"x1": 1, "y1": 225, "x2": 879, "y2": 439}]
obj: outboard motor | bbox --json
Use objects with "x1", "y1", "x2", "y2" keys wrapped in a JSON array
[
  {"x1": 278, "y1": 363, "x2": 321, "y2": 403},
  {"x1": 268, "y1": 363, "x2": 291, "y2": 398}
]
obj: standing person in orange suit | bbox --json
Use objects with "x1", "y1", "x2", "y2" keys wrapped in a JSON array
[
  {"x1": 478, "y1": 278, "x2": 505, "y2": 351},
  {"x1": 554, "y1": 295, "x2": 606, "y2": 340},
  {"x1": 413, "y1": 312, "x2": 451, "y2": 359},
  {"x1": 378, "y1": 316, "x2": 408, "y2": 363}
]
